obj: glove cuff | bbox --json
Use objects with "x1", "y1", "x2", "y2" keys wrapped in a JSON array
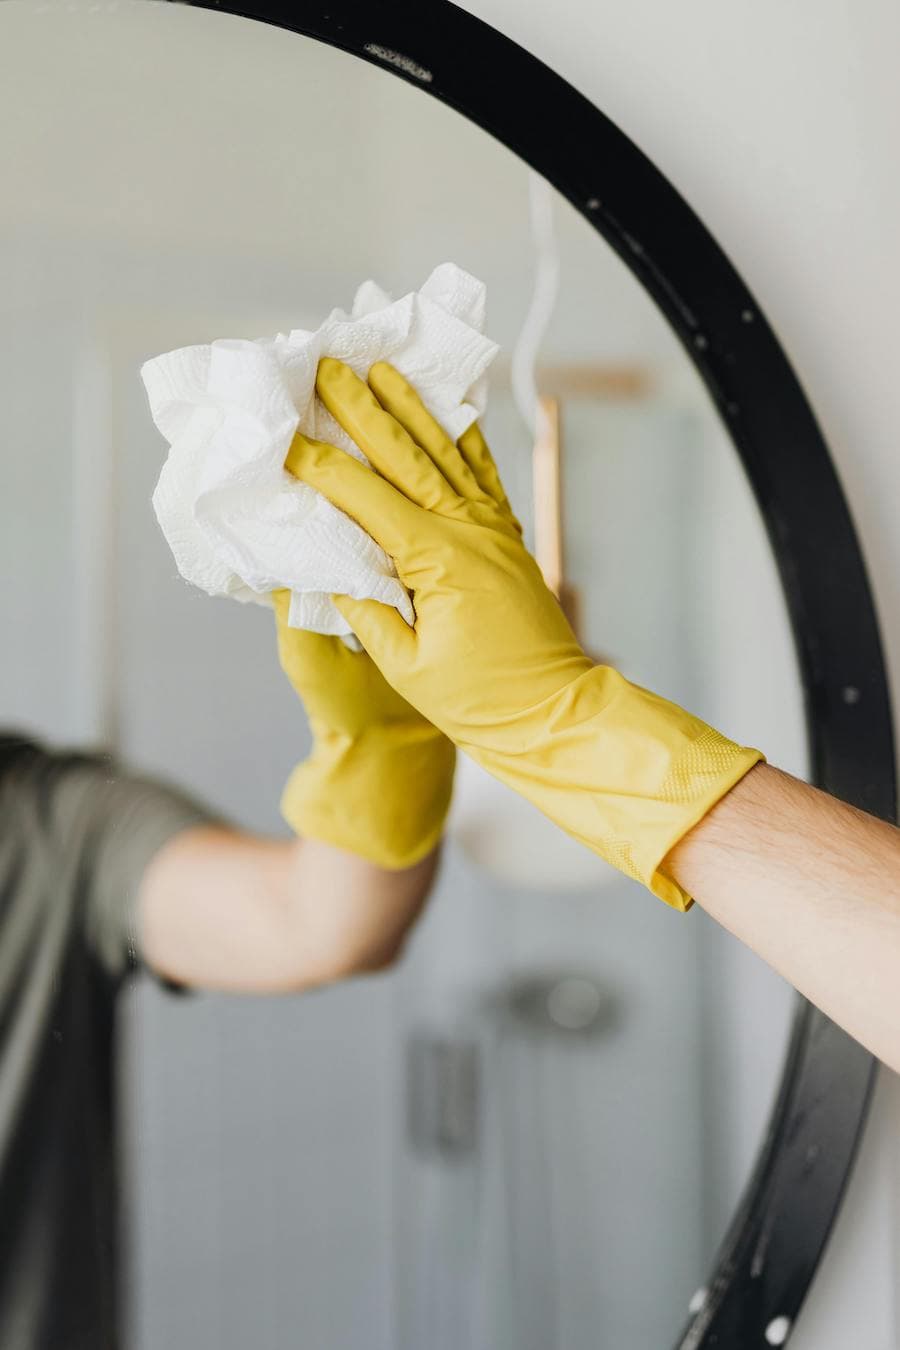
[
  {"x1": 469, "y1": 666, "x2": 763, "y2": 911},
  {"x1": 282, "y1": 722, "x2": 455, "y2": 869}
]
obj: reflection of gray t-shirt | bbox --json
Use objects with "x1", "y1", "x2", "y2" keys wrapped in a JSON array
[{"x1": 0, "y1": 735, "x2": 210, "y2": 1350}]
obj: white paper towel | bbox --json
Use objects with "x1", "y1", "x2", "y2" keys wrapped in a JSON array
[{"x1": 141, "y1": 264, "x2": 498, "y2": 637}]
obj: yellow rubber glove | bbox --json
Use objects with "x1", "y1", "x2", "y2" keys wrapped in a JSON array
[
  {"x1": 273, "y1": 590, "x2": 454, "y2": 869},
  {"x1": 285, "y1": 358, "x2": 764, "y2": 910}
]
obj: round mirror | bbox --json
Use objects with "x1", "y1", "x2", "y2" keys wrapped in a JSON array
[{"x1": 0, "y1": 3, "x2": 890, "y2": 1348}]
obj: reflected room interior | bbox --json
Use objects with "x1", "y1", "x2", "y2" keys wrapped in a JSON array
[{"x1": 0, "y1": 4, "x2": 806, "y2": 1348}]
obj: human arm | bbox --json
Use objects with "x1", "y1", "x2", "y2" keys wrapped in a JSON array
[
  {"x1": 285, "y1": 358, "x2": 761, "y2": 911},
  {"x1": 285, "y1": 358, "x2": 900, "y2": 1070},
  {"x1": 135, "y1": 590, "x2": 454, "y2": 992},
  {"x1": 2, "y1": 733, "x2": 440, "y2": 993},
  {"x1": 138, "y1": 827, "x2": 439, "y2": 993},
  {"x1": 666, "y1": 761, "x2": 900, "y2": 1073}
]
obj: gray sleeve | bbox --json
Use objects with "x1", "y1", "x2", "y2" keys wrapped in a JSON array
[
  {"x1": 3, "y1": 740, "x2": 216, "y2": 983},
  {"x1": 72, "y1": 761, "x2": 217, "y2": 982}
]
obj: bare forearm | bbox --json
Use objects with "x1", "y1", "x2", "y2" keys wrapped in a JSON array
[
  {"x1": 666, "y1": 762, "x2": 900, "y2": 1071},
  {"x1": 139, "y1": 827, "x2": 439, "y2": 993}
]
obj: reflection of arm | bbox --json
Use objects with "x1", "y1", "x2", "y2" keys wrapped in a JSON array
[
  {"x1": 666, "y1": 762, "x2": 900, "y2": 1073},
  {"x1": 138, "y1": 829, "x2": 438, "y2": 993},
  {"x1": 1, "y1": 738, "x2": 438, "y2": 994}
]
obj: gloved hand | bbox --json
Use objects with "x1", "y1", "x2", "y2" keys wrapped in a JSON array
[
  {"x1": 273, "y1": 589, "x2": 454, "y2": 869},
  {"x1": 285, "y1": 358, "x2": 764, "y2": 910}
]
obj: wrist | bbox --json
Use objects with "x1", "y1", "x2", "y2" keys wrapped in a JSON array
[
  {"x1": 282, "y1": 723, "x2": 455, "y2": 869},
  {"x1": 466, "y1": 664, "x2": 763, "y2": 909}
]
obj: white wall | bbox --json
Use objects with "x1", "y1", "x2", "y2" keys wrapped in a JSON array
[{"x1": 458, "y1": 1, "x2": 900, "y2": 1345}]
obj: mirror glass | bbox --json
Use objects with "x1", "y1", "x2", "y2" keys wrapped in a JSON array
[{"x1": 0, "y1": 4, "x2": 806, "y2": 1347}]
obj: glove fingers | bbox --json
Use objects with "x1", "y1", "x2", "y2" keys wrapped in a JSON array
[
  {"x1": 367, "y1": 362, "x2": 490, "y2": 505},
  {"x1": 333, "y1": 592, "x2": 417, "y2": 667},
  {"x1": 285, "y1": 431, "x2": 419, "y2": 561},
  {"x1": 316, "y1": 358, "x2": 460, "y2": 514},
  {"x1": 456, "y1": 422, "x2": 522, "y2": 533}
]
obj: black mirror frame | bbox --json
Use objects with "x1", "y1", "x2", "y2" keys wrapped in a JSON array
[{"x1": 146, "y1": 0, "x2": 892, "y2": 1342}]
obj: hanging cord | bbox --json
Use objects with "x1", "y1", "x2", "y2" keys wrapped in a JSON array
[{"x1": 510, "y1": 172, "x2": 561, "y2": 440}]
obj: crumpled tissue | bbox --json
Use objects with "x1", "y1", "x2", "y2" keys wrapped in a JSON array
[{"x1": 141, "y1": 263, "x2": 498, "y2": 636}]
